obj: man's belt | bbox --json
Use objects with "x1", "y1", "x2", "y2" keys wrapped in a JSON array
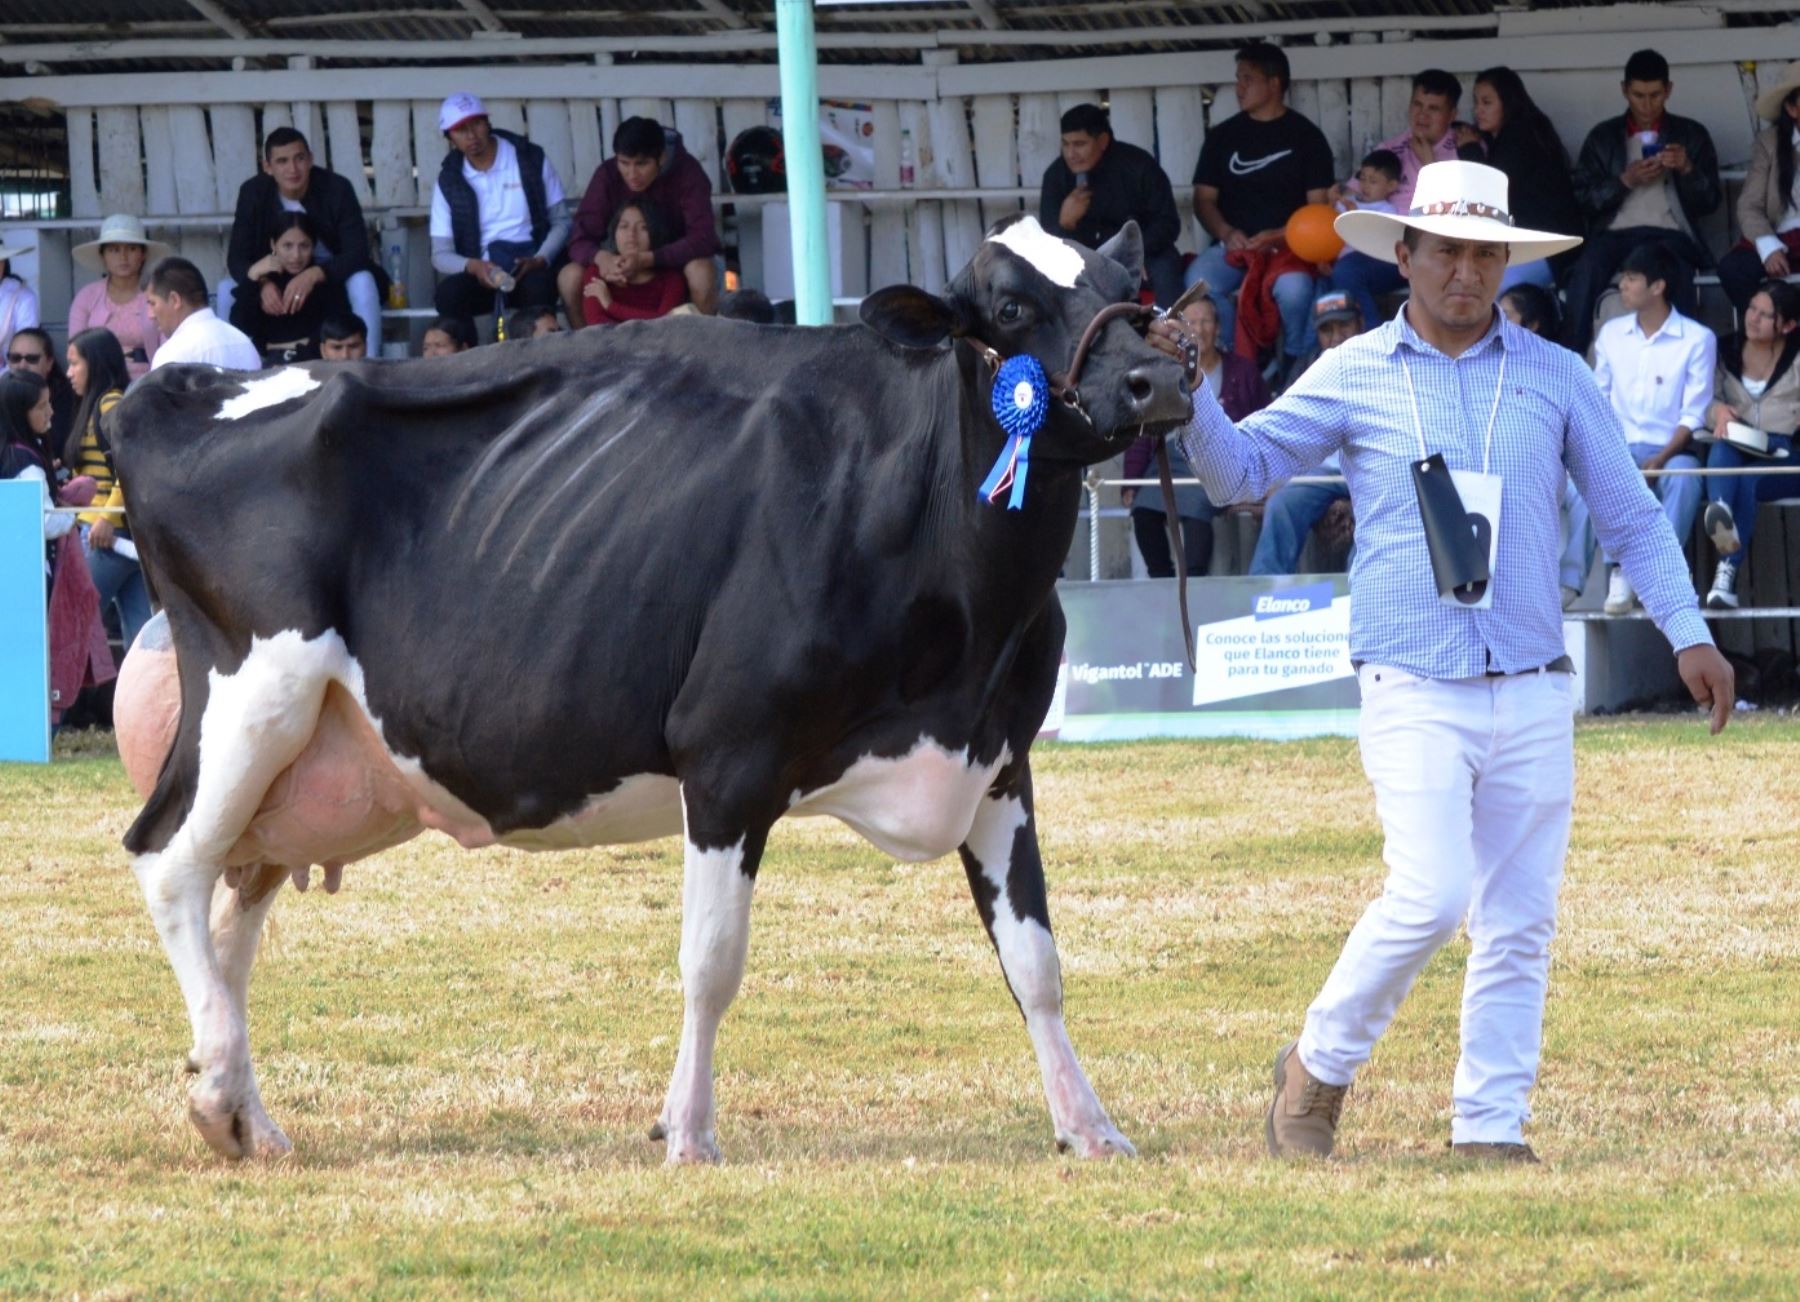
[{"x1": 1485, "y1": 654, "x2": 1575, "y2": 677}]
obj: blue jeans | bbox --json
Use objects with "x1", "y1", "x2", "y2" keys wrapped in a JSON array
[
  {"x1": 1184, "y1": 244, "x2": 1317, "y2": 359},
  {"x1": 1249, "y1": 472, "x2": 1351, "y2": 575},
  {"x1": 1560, "y1": 478, "x2": 1594, "y2": 594},
  {"x1": 86, "y1": 541, "x2": 151, "y2": 653},
  {"x1": 1602, "y1": 443, "x2": 1701, "y2": 563},
  {"x1": 1706, "y1": 433, "x2": 1796, "y2": 553},
  {"x1": 1327, "y1": 251, "x2": 1405, "y2": 330}
]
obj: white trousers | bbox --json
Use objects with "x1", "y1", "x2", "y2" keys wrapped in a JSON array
[{"x1": 1298, "y1": 664, "x2": 1575, "y2": 1144}]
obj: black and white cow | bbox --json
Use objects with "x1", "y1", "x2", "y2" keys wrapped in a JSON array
[{"x1": 109, "y1": 214, "x2": 1191, "y2": 1163}]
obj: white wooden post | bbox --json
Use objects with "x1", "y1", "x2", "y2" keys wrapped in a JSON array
[
  {"x1": 210, "y1": 104, "x2": 259, "y2": 212},
  {"x1": 867, "y1": 100, "x2": 908, "y2": 290},
  {"x1": 66, "y1": 109, "x2": 102, "y2": 220},
  {"x1": 971, "y1": 94, "x2": 1019, "y2": 230}
]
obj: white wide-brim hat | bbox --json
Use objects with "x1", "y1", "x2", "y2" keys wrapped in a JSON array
[
  {"x1": 1723, "y1": 420, "x2": 1793, "y2": 459},
  {"x1": 1335, "y1": 160, "x2": 1584, "y2": 266},
  {"x1": 1755, "y1": 61, "x2": 1800, "y2": 121},
  {"x1": 0, "y1": 241, "x2": 31, "y2": 262},
  {"x1": 71, "y1": 213, "x2": 173, "y2": 273}
]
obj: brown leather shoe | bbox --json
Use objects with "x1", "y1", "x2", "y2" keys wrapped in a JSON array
[
  {"x1": 1265, "y1": 1039, "x2": 1347, "y2": 1158},
  {"x1": 1451, "y1": 1141, "x2": 1541, "y2": 1164}
]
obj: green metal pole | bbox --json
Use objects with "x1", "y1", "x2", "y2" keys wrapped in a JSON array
[{"x1": 775, "y1": 0, "x2": 832, "y2": 325}]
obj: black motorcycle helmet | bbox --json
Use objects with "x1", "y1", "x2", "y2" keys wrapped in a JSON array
[{"x1": 727, "y1": 125, "x2": 786, "y2": 194}]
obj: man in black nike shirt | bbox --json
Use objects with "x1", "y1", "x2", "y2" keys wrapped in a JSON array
[{"x1": 1185, "y1": 42, "x2": 1336, "y2": 372}]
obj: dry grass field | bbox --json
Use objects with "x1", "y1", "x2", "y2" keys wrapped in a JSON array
[{"x1": 2, "y1": 718, "x2": 1797, "y2": 1297}]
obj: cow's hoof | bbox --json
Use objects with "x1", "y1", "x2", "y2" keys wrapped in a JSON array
[
  {"x1": 1058, "y1": 1124, "x2": 1137, "y2": 1160},
  {"x1": 662, "y1": 1130, "x2": 722, "y2": 1165},
  {"x1": 188, "y1": 1069, "x2": 291, "y2": 1160},
  {"x1": 648, "y1": 1119, "x2": 667, "y2": 1141}
]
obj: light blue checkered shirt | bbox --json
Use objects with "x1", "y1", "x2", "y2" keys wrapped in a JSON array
[{"x1": 1177, "y1": 309, "x2": 1713, "y2": 678}]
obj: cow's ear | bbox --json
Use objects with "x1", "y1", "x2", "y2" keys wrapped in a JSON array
[
  {"x1": 860, "y1": 284, "x2": 968, "y2": 349},
  {"x1": 1097, "y1": 220, "x2": 1145, "y2": 287}
]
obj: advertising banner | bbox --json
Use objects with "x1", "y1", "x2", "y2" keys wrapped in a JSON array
[
  {"x1": 0, "y1": 480, "x2": 50, "y2": 763},
  {"x1": 1047, "y1": 576, "x2": 1358, "y2": 742}
]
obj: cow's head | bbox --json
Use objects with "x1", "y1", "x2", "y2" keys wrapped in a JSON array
[{"x1": 860, "y1": 214, "x2": 1191, "y2": 463}]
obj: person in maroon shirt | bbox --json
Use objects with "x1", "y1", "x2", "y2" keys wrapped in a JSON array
[
  {"x1": 581, "y1": 198, "x2": 690, "y2": 326},
  {"x1": 560, "y1": 117, "x2": 722, "y2": 323}
]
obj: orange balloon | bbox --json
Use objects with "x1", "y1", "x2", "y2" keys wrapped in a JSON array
[{"x1": 1285, "y1": 203, "x2": 1345, "y2": 263}]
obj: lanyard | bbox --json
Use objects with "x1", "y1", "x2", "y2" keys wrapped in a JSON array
[{"x1": 1397, "y1": 344, "x2": 1507, "y2": 475}]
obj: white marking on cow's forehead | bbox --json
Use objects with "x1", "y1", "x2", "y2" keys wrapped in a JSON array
[
  {"x1": 989, "y1": 217, "x2": 1084, "y2": 289},
  {"x1": 217, "y1": 367, "x2": 321, "y2": 420}
]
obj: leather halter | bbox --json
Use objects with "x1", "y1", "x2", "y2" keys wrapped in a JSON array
[{"x1": 964, "y1": 297, "x2": 1199, "y2": 671}]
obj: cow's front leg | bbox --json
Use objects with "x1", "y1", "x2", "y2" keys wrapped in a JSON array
[
  {"x1": 959, "y1": 765, "x2": 1135, "y2": 1158},
  {"x1": 652, "y1": 796, "x2": 768, "y2": 1166}
]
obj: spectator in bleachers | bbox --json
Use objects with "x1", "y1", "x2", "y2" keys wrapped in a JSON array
[
  {"x1": 147, "y1": 257, "x2": 262, "y2": 371},
  {"x1": 1700, "y1": 279, "x2": 1800, "y2": 610},
  {"x1": 62, "y1": 328, "x2": 147, "y2": 651},
  {"x1": 1332, "y1": 149, "x2": 1402, "y2": 215},
  {"x1": 0, "y1": 370, "x2": 77, "y2": 591},
  {"x1": 430, "y1": 93, "x2": 571, "y2": 319},
  {"x1": 1716, "y1": 62, "x2": 1800, "y2": 316},
  {"x1": 580, "y1": 199, "x2": 691, "y2": 327},
  {"x1": 318, "y1": 313, "x2": 368, "y2": 361},
  {"x1": 508, "y1": 305, "x2": 563, "y2": 339},
  {"x1": 1247, "y1": 291, "x2": 1360, "y2": 576},
  {"x1": 1326, "y1": 70, "x2": 1464, "y2": 328},
  {"x1": 7, "y1": 328, "x2": 77, "y2": 455},
  {"x1": 1564, "y1": 49, "x2": 1721, "y2": 354},
  {"x1": 229, "y1": 213, "x2": 351, "y2": 363},
  {"x1": 1038, "y1": 103, "x2": 1184, "y2": 307},
  {"x1": 717, "y1": 288, "x2": 777, "y2": 324},
  {"x1": 1593, "y1": 241, "x2": 1716, "y2": 615},
  {"x1": 561, "y1": 116, "x2": 721, "y2": 324},
  {"x1": 1454, "y1": 68, "x2": 1585, "y2": 293},
  {"x1": 420, "y1": 315, "x2": 477, "y2": 358},
  {"x1": 224, "y1": 127, "x2": 383, "y2": 346},
  {"x1": 1123, "y1": 294, "x2": 1269, "y2": 577},
  {"x1": 68, "y1": 214, "x2": 171, "y2": 380},
  {"x1": 1186, "y1": 42, "x2": 1335, "y2": 370},
  {"x1": 1504, "y1": 283, "x2": 1595, "y2": 607},
  {"x1": 0, "y1": 239, "x2": 39, "y2": 358}
]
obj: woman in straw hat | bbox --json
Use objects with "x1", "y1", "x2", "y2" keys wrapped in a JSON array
[
  {"x1": 1150, "y1": 159, "x2": 1734, "y2": 1166},
  {"x1": 1717, "y1": 59, "x2": 1800, "y2": 313},
  {"x1": 68, "y1": 215, "x2": 174, "y2": 380},
  {"x1": 0, "y1": 239, "x2": 38, "y2": 358}
]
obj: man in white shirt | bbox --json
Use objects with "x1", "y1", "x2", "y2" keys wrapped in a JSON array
[
  {"x1": 429, "y1": 93, "x2": 572, "y2": 321},
  {"x1": 1591, "y1": 240, "x2": 1715, "y2": 613},
  {"x1": 147, "y1": 257, "x2": 264, "y2": 372}
]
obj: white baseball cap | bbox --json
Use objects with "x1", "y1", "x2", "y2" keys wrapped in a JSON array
[{"x1": 439, "y1": 93, "x2": 488, "y2": 133}]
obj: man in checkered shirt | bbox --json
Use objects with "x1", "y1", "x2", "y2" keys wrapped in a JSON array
[{"x1": 1153, "y1": 161, "x2": 1734, "y2": 1165}]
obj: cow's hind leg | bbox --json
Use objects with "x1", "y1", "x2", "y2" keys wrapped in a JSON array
[
  {"x1": 203, "y1": 865, "x2": 292, "y2": 1155},
  {"x1": 960, "y1": 763, "x2": 1135, "y2": 1158},
  {"x1": 651, "y1": 789, "x2": 768, "y2": 1165},
  {"x1": 133, "y1": 631, "x2": 337, "y2": 1159}
]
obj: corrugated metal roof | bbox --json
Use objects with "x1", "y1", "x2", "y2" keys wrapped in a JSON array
[{"x1": 3, "y1": 1, "x2": 1798, "y2": 74}]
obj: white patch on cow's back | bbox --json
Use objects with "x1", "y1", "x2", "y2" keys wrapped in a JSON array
[
  {"x1": 990, "y1": 217, "x2": 1084, "y2": 289},
  {"x1": 787, "y1": 737, "x2": 1012, "y2": 862},
  {"x1": 216, "y1": 367, "x2": 321, "y2": 420}
]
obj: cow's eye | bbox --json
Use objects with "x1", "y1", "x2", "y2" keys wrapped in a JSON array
[{"x1": 997, "y1": 300, "x2": 1023, "y2": 325}]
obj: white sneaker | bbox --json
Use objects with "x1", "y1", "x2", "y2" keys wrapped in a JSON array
[
  {"x1": 1706, "y1": 558, "x2": 1740, "y2": 610},
  {"x1": 1704, "y1": 502, "x2": 1741, "y2": 556},
  {"x1": 1603, "y1": 567, "x2": 1637, "y2": 615}
]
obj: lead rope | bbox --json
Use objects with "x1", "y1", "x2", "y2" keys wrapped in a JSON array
[{"x1": 1155, "y1": 431, "x2": 1197, "y2": 671}]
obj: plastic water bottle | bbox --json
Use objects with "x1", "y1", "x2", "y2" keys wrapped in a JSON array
[
  {"x1": 900, "y1": 129, "x2": 916, "y2": 190},
  {"x1": 385, "y1": 244, "x2": 407, "y2": 309}
]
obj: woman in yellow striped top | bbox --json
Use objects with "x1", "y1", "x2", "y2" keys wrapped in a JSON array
[{"x1": 64, "y1": 328, "x2": 149, "y2": 651}]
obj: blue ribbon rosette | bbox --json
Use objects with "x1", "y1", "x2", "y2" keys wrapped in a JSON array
[{"x1": 977, "y1": 354, "x2": 1050, "y2": 510}]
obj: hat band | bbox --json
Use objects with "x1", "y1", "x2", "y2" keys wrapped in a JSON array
[{"x1": 1408, "y1": 198, "x2": 1514, "y2": 225}]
